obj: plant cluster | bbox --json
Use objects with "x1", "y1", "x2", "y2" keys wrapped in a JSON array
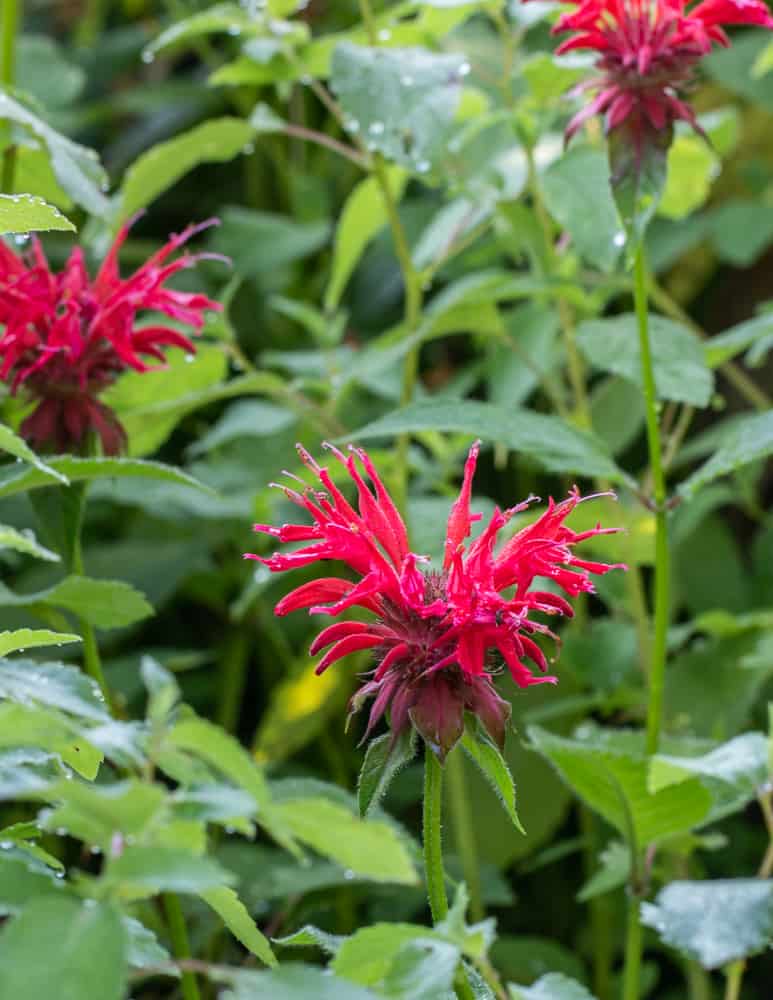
[{"x1": 1, "y1": 2, "x2": 773, "y2": 1000}]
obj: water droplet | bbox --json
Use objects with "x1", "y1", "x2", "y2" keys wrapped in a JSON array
[
  {"x1": 415, "y1": 159, "x2": 431, "y2": 174},
  {"x1": 141, "y1": 50, "x2": 155, "y2": 64},
  {"x1": 343, "y1": 868, "x2": 356, "y2": 881},
  {"x1": 377, "y1": 28, "x2": 392, "y2": 42},
  {"x1": 55, "y1": 871, "x2": 65, "y2": 879},
  {"x1": 458, "y1": 61, "x2": 471, "y2": 77},
  {"x1": 613, "y1": 231, "x2": 626, "y2": 248},
  {"x1": 242, "y1": 143, "x2": 255, "y2": 155},
  {"x1": 368, "y1": 121, "x2": 385, "y2": 136},
  {"x1": 343, "y1": 117, "x2": 360, "y2": 134},
  {"x1": 55, "y1": 827, "x2": 68, "y2": 837},
  {"x1": 0, "y1": 840, "x2": 13, "y2": 849},
  {"x1": 227, "y1": 25, "x2": 241, "y2": 36},
  {"x1": 300, "y1": 74, "x2": 312, "y2": 85},
  {"x1": 400, "y1": 74, "x2": 414, "y2": 87},
  {"x1": 184, "y1": 353, "x2": 195, "y2": 363}
]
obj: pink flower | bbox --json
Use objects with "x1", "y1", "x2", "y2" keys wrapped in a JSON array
[
  {"x1": 553, "y1": 0, "x2": 773, "y2": 148},
  {"x1": 0, "y1": 218, "x2": 222, "y2": 455},
  {"x1": 247, "y1": 442, "x2": 625, "y2": 760}
]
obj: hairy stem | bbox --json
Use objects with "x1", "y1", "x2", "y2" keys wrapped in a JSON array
[
  {"x1": 423, "y1": 746, "x2": 449, "y2": 923},
  {"x1": 70, "y1": 485, "x2": 111, "y2": 708},
  {"x1": 446, "y1": 746, "x2": 484, "y2": 922},
  {"x1": 634, "y1": 246, "x2": 670, "y2": 757},
  {"x1": 1, "y1": 0, "x2": 19, "y2": 193},
  {"x1": 163, "y1": 893, "x2": 201, "y2": 1000},
  {"x1": 216, "y1": 630, "x2": 250, "y2": 734},
  {"x1": 622, "y1": 892, "x2": 643, "y2": 1000}
]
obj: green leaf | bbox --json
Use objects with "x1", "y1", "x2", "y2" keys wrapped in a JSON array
[
  {"x1": 528, "y1": 726, "x2": 712, "y2": 847},
  {"x1": 124, "y1": 915, "x2": 173, "y2": 972},
  {"x1": 17, "y1": 35, "x2": 85, "y2": 108},
  {"x1": 330, "y1": 43, "x2": 465, "y2": 175},
  {"x1": 273, "y1": 924, "x2": 345, "y2": 954},
  {"x1": 0, "y1": 193, "x2": 74, "y2": 234},
  {"x1": 608, "y1": 124, "x2": 670, "y2": 242},
  {"x1": 0, "y1": 629, "x2": 80, "y2": 657},
  {"x1": 642, "y1": 880, "x2": 773, "y2": 969},
  {"x1": 349, "y1": 400, "x2": 626, "y2": 483},
  {"x1": 509, "y1": 974, "x2": 598, "y2": 1000},
  {"x1": 0, "y1": 849, "x2": 67, "y2": 913},
  {"x1": 0, "y1": 455, "x2": 213, "y2": 499},
  {"x1": 0, "y1": 748, "x2": 63, "y2": 799},
  {"x1": 706, "y1": 198, "x2": 773, "y2": 267},
  {"x1": 118, "y1": 118, "x2": 255, "y2": 221},
  {"x1": 0, "y1": 524, "x2": 59, "y2": 561},
  {"x1": 381, "y1": 938, "x2": 460, "y2": 999},
  {"x1": 331, "y1": 923, "x2": 443, "y2": 988},
  {"x1": 358, "y1": 728, "x2": 416, "y2": 818},
  {"x1": 436, "y1": 883, "x2": 496, "y2": 960},
  {"x1": 0, "y1": 576, "x2": 152, "y2": 630},
  {"x1": 106, "y1": 846, "x2": 235, "y2": 895},
  {"x1": 0, "y1": 423, "x2": 68, "y2": 484},
  {"x1": 461, "y1": 724, "x2": 524, "y2": 834},
  {"x1": 540, "y1": 146, "x2": 622, "y2": 272},
  {"x1": 144, "y1": 2, "x2": 267, "y2": 58},
  {"x1": 704, "y1": 312, "x2": 773, "y2": 368},
  {"x1": 680, "y1": 411, "x2": 773, "y2": 498},
  {"x1": 0, "y1": 659, "x2": 108, "y2": 721},
  {"x1": 325, "y1": 166, "x2": 408, "y2": 311},
  {"x1": 0, "y1": 92, "x2": 108, "y2": 216},
  {"x1": 200, "y1": 886, "x2": 277, "y2": 967},
  {"x1": 0, "y1": 896, "x2": 128, "y2": 1000},
  {"x1": 210, "y1": 207, "x2": 329, "y2": 277},
  {"x1": 273, "y1": 796, "x2": 417, "y2": 884},
  {"x1": 216, "y1": 963, "x2": 381, "y2": 1000},
  {"x1": 576, "y1": 314, "x2": 714, "y2": 407},
  {"x1": 576, "y1": 841, "x2": 630, "y2": 902},
  {"x1": 0, "y1": 703, "x2": 101, "y2": 778},
  {"x1": 659, "y1": 134, "x2": 719, "y2": 221},
  {"x1": 39, "y1": 780, "x2": 166, "y2": 850}
]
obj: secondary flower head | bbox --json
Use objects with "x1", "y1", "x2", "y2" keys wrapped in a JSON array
[
  {"x1": 554, "y1": 0, "x2": 773, "y2": 148},
  {"x1": 0, "y1": 218, "x2": 222, "y2": 455},
  {"x1": 247, "y1": 442, "x2": 625, "y2": 760}
]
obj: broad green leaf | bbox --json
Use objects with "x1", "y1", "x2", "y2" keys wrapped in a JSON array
[
  {"x1": 0, "y1": 423, "x2": 68, "y2": 484},
  {"x1": 576, "y1": 841, "x2": 630, "y2": 902},
  {"x1": 541, "y1": 146, "x2": 622, "y2": 272},
  {"x1": 706, "y1": 198, "x2": 773, "y2": 267},
  {"x1": 0, "y1": 659, "x2": 108, "y2": 722},
  {"x1": 39, "y1": 780, "x2": 167, "y2": 850},
  {"x1": 17, "y1": 35, "x2": 85, "y2": 108},
  {"x1": 200, "y1": 886, "x2": 277, "y2": 967},
  {"x1": 106, "y1": 845, "x2": 235, "y2": 895},
  {"x1": 358, "y1": 728, "x2": 416, "y2": 818},
  {"x1": 141, "y1": 655, "x2": 180, "y2": 727},
  {"x1": 0, "y1": 703, "x2": 102, "y2": 778},
  {"x1": 210, "y1": 207, "x2": 329, "y2": 277},
  {"x1": 528, "y1": 726, "x2": 712, "y2": 847},
  {"x1": 0, "y1": 748, "x2": 63, "y2": 799},
  {"x1": 0, "y1": 524, "x2": 59, "y2": 561},
  {"x1": 0, "y1": 92, "x2": 108, "y2": 216},
  {"x1": 0, "y1": 629, "x2": 80, "y2": 657},
  {"x1": 0, "y1": 576, "x2": 152, "y2": 630},
  {"x1": 188, "y1": 399, "x2": 296, "y2": 457},
  {"x1": 349, "y1": 399, "x2": 626, "y2": 483},
  {"x1": 642, "y1": 880, "x2": 773, "y2": 969},
  {"x1": 145, "y1": 2, "x2": 267, "y2": 57},
  {"x1": 705, "y1": 312, "x2": 773, "y2": 368},
  {"x1": 0, "y1": 849, "x2": 66, "y2": 913},
  {"x1": 461, "y1": 725, "x2": 524, "y2": 834},
  {"x1": 0, "y1": 896, "x2": 128, "y2": 1000},
  {"x1": 330, "y1": 43, "x2": 466, "y2": 175},
  {"x1": 522, "y1": 53, "x2": 587, "y2": 103},
  {"x1": 124, "y1": 915, "x2": 173, "y2": 971},
  {"x1": 679, "y1": 411, "x2": 773, "y2": 498},
  {"x1": 216, "y1": 963, "x2": 381, "y2": 1000},
  {"x1": 659, "y1": 134, "x2": 719, "y2": 221},
  {"x1": 0, "y1": 193, "x2": 74, "y2": 234},
  {"x1": 492, "y1": 936, "x2": 584, "y2": 989},
  {"x1": 118, "y1": 118, "x2": 255, "y2": 221},
  {"x1": 325, "y1": 167, "x2": 408, "y2": 310},
  {"x1": 510, "y1": 974, "x2": 598, "y2": 1000},
  {"x1": 381, "y1": 938, "x2": 460, "y2": 999},
  {"x1": 273, "y1": 924, "x2": 344, "y2": 954},
  {"x1": 331, "y1": 923, "x2": 454, "y2": 988},
  {"x1": 753, "y1": 36, "x2": 773, "y2": 76},
  {"x1": 274, "y1": 796, "x2": 417, "y2": 884},
  {"x1": 0, "y1": 455, "x2": 212, "y2": 498},
  {"x1": 577, "y1": 314, "x2": 714, "y2": 407}
]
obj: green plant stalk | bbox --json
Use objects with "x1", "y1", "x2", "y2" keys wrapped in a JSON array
[
  {"x1": 633, "y1": 246, "x2": 670, "y2": 757},
  {"x1": 1, "y1": 0, "x2": 19, "y2": 193},
  {"x1": 622, "y1": 892, "x2": 643, "y2": 1000},
  {"x1": 216, "y1": 629, "x2": 250, "y2": 734},
  {"x1": 446, "y1": 745, "x2": 484, "y2": 923},
  {"x1": 163, "y1": 892, "x2": 201, "y2": 1000},
  {"x1": 579, "y1": 805, "x2": 613, "y2": 1000},
  {"x1": 423, "y1": 746, "x2": 449, "y2": 924},
  {"x1": 70, "y1": 484, "x2": 111, "y2": 707}
]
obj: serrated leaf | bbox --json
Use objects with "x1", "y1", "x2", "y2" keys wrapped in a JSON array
[
  {"x1": 577, "y1": 314, "x2": 714, "y2": 407},
  {"x1": 349, "y1": 400, "x2": 626, "y2": 483},
  {"x1": 382, "y1": 937, "x2": 460, "y2": 999},
  {"x1": 509, "y1": 974, "x2": 598, "y2": 1000},
  {"x1": 325, "y1": 167, "x2": 407, "y2": 310},
  {"x1": 358, "y1": 728, "x2": 416, "y2": 817},
  {"x1": 679, "y1": 411, "x2": 773, "y2": 498},
  {"x1": 0, "y1": 629, "x2": 80, "y2": 657},
  {"x1": 0, "y1": 702, "x2": 102, "y2": 778},
  {"x1": 642, "y1": 879, "x2": 773, "y2": 969},
  {"x1": 0, "y1": 456, "x2": 213, "y2": 499},
  {"x1": 0, "y1": 423, "x2": 68, "y2": 484},
  {"x1": 0, "y1": 849, "x2": 67, "y2": 914},
  {"x1": 105, "y1": 845, "x2": 235, "y2": 895},
  {"x1": 0, "y1": 576, "x2": 152, "y2": 630},
  {"x1": 0, "y1": 748, "x2": 63, "y2": 799},
  {"x1": 0, "y1": 524, "x2": 59, "y2": 561},
  {"x1": 215, "y1": 963, "x2": 381, "y2": 1000},
  {"x1": 0, "y1": 193, "x2": 74, "y2": 234},
  {"x1": 39, "y1": 780, "x2": 167, "y2": 851},
  {"x1": 124, "y1": 916, "x2": 174, "y2": 972},
  {"x1": 332, "y1": 923, "x2": 452, "y2": 988},
  {"x1": 0, "y1": 896, "x2": 128, "y2": 1000},
  {"x1": 273, "y1": 924, "x2": 345, "y2": 954},
  {"x1": 200, "y1": 886, "x2": 277, "y2": 967},
  {"x1": 461, "y1": 725, "x2": 524, "y2": 834},
  {"x1": 0, "y1": 659, "x2": 108, "y2": 721}
]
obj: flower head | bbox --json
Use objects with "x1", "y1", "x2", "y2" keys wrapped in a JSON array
[
  {"x1": 0, "y1": 218, "x2": 222, "y2": 455},
  {"x1": 247, "y1": 442, "x2": 625, "y2": 760},
  {"x1": 554, "y1": 0, "x2": 773, "y2": 148}
]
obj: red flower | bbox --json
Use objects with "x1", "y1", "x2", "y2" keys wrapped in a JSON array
[
  {"x1": 553, "y1": 0, "x2": 773, "y2": 147},
  {"x1": 0, "y1": 218, "x2": 222, "y2": 455},
  {"x1": 247, "y1": 442, "x2": 624, "y2": 760}
]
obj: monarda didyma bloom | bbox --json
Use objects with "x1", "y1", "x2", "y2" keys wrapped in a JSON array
[
  {"x1": 554, "y1": 0, "x2": 773, "y2": 150},
  {"x1": 247, "y1": 442, "x2": 624, "y2": 760},
  {"x1": 0, "y1": 219, "x2": 221, "y2": 455}
]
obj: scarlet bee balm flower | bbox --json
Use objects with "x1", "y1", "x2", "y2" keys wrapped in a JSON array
[
  {"x1": 0, "y1": 218, "x2": 222, "y2": 456},
  {"x1": 248, "y1": 442, "x2": 625, "y2": 761},
  {"x1": 555, "y1": 0, "x2": 773, "y2": 148}
]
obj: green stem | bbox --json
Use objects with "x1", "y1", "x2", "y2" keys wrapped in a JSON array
[
  {"x1": 579, "y1": 805, "x2": 612, "y2": 1000},
  {"x1": 621, "y1": 892, "x2": 643, "y2": 1000},
  {"x1": 70, "y1": 484, "x2": 111, "y2": 707},
  {"x1": 423, "y1": 746, "x2": 449, "y2": 923},
  {"x1": 446, "y1": 746, "x2": 483, "y2": 923},
  {"x1": 163, "y1": 893, "x2": 201, "y2": 1000},
  {"x1": 634, "y1": 246, "x2": 670, "y2": 758},
  {"x1": 684, "y1": 959, "x2": 712, "y2": 1000},
  {"x1": 216, "y1": 630, "x2": 249, "y2": 734},
  {"x1": 723, "y1": 961, "x2": 744, "y2": 1000},
  {"x1": 1, "y1": 0, "x2": 19, "y2": 194}
]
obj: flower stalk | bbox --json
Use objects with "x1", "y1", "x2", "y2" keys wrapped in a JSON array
[
  {"x1": 1, "y1": 0, "x2": 19, "y2": 193},
  {"x1": 163, "y1": 892, "x2": 201, "y2": 1000}
]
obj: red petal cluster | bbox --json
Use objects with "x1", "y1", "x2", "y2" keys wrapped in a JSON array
[
  {"x1": 0, "y1": 218, "x2": 222, "y2": 455},
  {"x1": 553, "y1": 0, "x2": 773, "y2": 145},
  {"x1": 247, "y1": 442, "x2": 625, "y2": 759}
]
